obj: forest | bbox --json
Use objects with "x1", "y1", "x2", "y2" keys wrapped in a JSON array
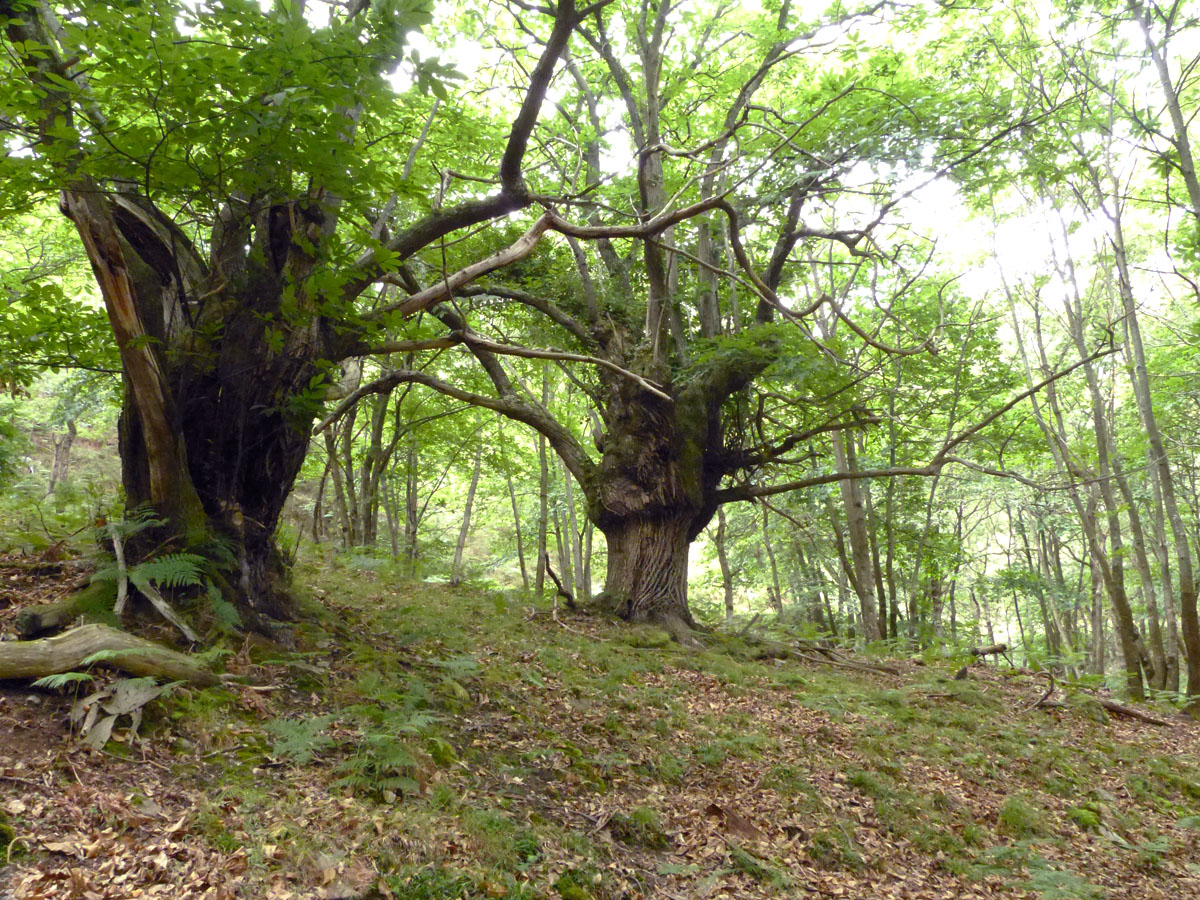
[{"x1": 3, "y1": 0, "x2": 1200, "y2": 898}]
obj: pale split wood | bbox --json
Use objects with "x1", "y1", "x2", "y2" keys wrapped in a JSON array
[
  {"x1": 108, "y1": 522, "x2": 129, "y2": 616},
  {"x1": 136, "y1": 582, "x2": 199, "y2": 643}
]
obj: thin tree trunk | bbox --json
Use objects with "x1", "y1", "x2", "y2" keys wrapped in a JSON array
[
  {"x1": 324, "y1": 429, "x2": 351, "y2": 550},
  {"x1": 832, "y1": 432, "x2": 880, "y2": 641},
  {"x1": 49, "y1": 419, "x2": 77, "y2": 494},
  {"x1": 1147, "y1": 450, "x2": 1182, "y2": 692},
  {"x1": 451, "y1": 445, "x2": 484, "y2": 585},
  {"x1": 715, "y1": 506, "x2": 735, "y2": 621},
  {"x1": 862, "y1": 474, "x2": 889, "y2": 639},
  {"x1": 760, "y1": 501, "x2": 783, "y2": 614},
  {"x1": 405, "y1": 440, "x2": 420, "y2": 576},
  {"x1": 1108, "y1": 208, "x2": 1198, "y2": 705},
  {"x1": 562, "y1": 456, "x2": 586, "y2": 602},
  {"x1": 507, "y1": 473, "x2": 530, "y2": 591}
]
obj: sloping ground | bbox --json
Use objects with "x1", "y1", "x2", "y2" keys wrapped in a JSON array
[{"x1": 3, "y1": 559, "x2": 1200, "y2": 899}]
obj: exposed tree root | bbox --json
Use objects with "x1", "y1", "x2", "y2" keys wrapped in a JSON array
[
  {"x1": 0, "y1": 623, "x2": 220, "y2": 686},
  {"x1": 793, "y1": 650, "x2": 902, "y2": 676},
  {"x1": 649, "y1": 612, "x2": 705, "y2": 650}
]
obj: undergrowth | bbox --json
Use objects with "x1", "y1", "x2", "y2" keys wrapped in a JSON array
[{"x1": 146, "y1": 558, "x2": 1200, "y2": 899}]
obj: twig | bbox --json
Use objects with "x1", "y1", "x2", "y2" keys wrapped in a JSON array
[
  {"x1": 735, "y1": 613, "x2": 762, "y2": 638},
  {"x1": 0, "y1": 773, "x2": 44, "y2": 787},
  {"x1": 541, "y1": 553, "x2": 575, "y2": 609},
  {"x1": 1023, "y1": 670, "x2": 1056, "y2": 713}
]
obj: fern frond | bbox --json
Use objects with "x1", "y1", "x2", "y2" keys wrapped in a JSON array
[
  {"x1": 129, "y1": 553, "x2": 206, "y2": 590},
  {"x1": 266, "y1": 715, "x2": 336, "y2": 764},
  {"x1": 33, "y1": 671, "x2": 94, "y2": 689},
  {"x1": 206, "y1": 581, "x2": 242, "y2": 630}
]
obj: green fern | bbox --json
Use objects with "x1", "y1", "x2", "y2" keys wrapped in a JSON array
[
  {"x1": 129, "y1": 553, "x2": 206, "y2": 590},
  {"x1": 105, "y1": 506, "x2": 166, "y2": 540},
  {"x1": 336, "y1": 734, "x2": 422, "y2": 797},
  {"x1": 92, "y1": 552, "x2": 205, "y2": 592},
  {"x1": 191, "y1": 533, "x2": 239, "y2": 569},
  {"x1": 265, "y1": 715, "x2": 336, "y2": 764},
  {"x1": 32, "y1": 671, "x2": 94, "y2": 689},
  {"x1": 206, "y1": 581, "x2": 241, "y2": 631},
  {"x1": 80, "y1": 649, "x2": 141, "y2": 665}
]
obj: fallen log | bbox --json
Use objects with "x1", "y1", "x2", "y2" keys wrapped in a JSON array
[
  {"x1": 1024, "y1": 670, "x2": 1174, "y2": 726},
  {"x1": 794, "y1": 651, "x2": 902, "y2": 676},
  {"x1": 1095, "y1": 697, "x2": 1173, "y2": 727},
  {"x1": 0, "y1": 623, "x2": 220, "y2": 686},
  {"x1": 970, "y1": 643, "x2": 1008, "y2": 656},
  {"x1": 15, "y1": 581, "x2": 111, "y2": 639}
]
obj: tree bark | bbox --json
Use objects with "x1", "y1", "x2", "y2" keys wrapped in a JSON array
[{"x1": 597, "y1": 514, "x2": 696, "y2": 633}]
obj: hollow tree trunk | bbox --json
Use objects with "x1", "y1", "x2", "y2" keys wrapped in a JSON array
[{"x1": 124, "y1": 341, "x2": 319, "y2": 622}]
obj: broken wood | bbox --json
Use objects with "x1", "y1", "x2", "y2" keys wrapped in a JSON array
[
  {"x1": 0, "y1": 623, "x2": 220, "y2": 686},
  {"x1": 138, "y1": 581, "x2": 198, "y2": 643},
  {"x1": 1021, "y1": 670, "x2": 1056, "y2": 713},
  {"x1": 14, "y1": 581, "x2": 110, "y2": 639},
  {"x1": 1094, "y1": 697, "x2": 1173, "y2": 726},
  {"x1": 108, "y1": 521, "x2": 129, "y2": 616},
  {"x1": 1025, "y1": 669, "x2": 1173, "y2": 726},
  {"x1": 735, "y1": 613, "x2": 762, "y2": 638},
  {"x1": 969, "y1": 642, "x2": 1015, "y2": 667},
  {"x1": 794, "y1": 651, "x2": 901, "y2": 676}
]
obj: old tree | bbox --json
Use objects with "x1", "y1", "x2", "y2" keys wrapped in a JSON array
[{"x1": 2, "y1": 0, "x2": 1041, "y2": 635}]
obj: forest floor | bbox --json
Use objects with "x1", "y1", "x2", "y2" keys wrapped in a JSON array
[{"x1": 2, "y1": 553, "x2": 1200, "y2": 900}]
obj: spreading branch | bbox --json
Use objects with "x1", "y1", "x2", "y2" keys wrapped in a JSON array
[
  {"x1": 715, "y1": 343, "x2": 1118, "y2": 502},
  {"x1": 312, "y1": 368, "x2": 596, "y2": 486}
]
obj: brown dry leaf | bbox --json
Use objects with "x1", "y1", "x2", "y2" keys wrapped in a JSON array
[{"x1": 704, "y1": 802, "x2": 766, "y2": 843}]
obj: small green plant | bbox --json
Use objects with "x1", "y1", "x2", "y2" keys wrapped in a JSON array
[
  {"x1": 998, "y1": 795, "x2": 1043, "y2": 838},
  {"x1": 608, "y1": 806, "x2": 670, "y2": 850},
  {"x1": 1024, "y1": 855, "x2": 1104, "y2": 899},
  {"x1": 726, "y1": 843, "x2": 787, "y2": 887},
  {"x1": 31, "y1": 671, "x2": 94, "y2": 689},
  {"x1": 553, "y1": 869, "x2": 597, "y2": 900},
  {"x1": 265, "y1": 714, "x2": 336, "y2": 765},
  {"x1": 806, "y1": 822, "x2": 864, "y2": 870},
  {"x1": 386, "y1": 868, "x2": 476, "y2": 899},
  {"x1": 1067, "y1": 804, "x2": 1102, "y2": 831},
  {"x1": 336, "y1": 730, "x2": 423, "y2": 798},
  {"x1": 1133, "y1": 835, "x2": 1172, "y2": 870},
  {"x1": 0, "y1": 810, "x2": 14, "y2": 855}
]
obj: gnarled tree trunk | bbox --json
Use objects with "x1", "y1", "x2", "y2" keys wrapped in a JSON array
[
  {"x1": 599, "y1": 514, "x2": 696, "y2": 628},
  {"x1": 588, "y1": 384, "x2": 717, "y2": 634}
]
